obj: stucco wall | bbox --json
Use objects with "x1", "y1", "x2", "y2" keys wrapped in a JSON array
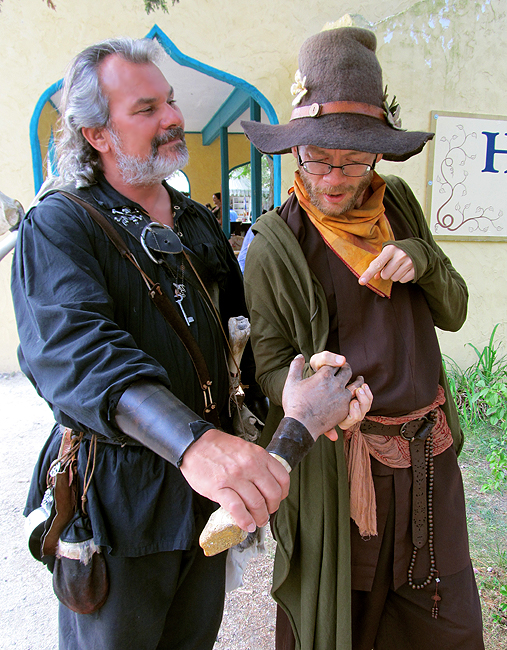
[
  {"x1": 372, "y1": 0, "x2": 507, "y2": 367},
  {"x1": 0, "y1": 0, "x2": 505, "y2": 371},
  {"x1": 185, "y1": 133, "x2": 251, "y2": 207}
]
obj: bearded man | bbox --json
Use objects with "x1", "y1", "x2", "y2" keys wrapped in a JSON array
[
  {"x1": 12, "y1": 37, "x2": 367, "y2": 650},
  {"x1": 241, "y1": 27, "x2": 484, "y2": 650}
]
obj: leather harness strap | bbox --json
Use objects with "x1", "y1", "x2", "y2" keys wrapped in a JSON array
[
  {"x1": 58, "y1": 190, "x2": 220, "y2": 428},
  {"x1": 360, "y1": 413, "x2": 437, "y2": 549}
]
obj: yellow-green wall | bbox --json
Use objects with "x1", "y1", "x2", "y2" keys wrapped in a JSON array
[
  {"x1": 38, "y1": 101, "x2": 59, "y2": 183},
  {"x1": 185, "y1": 133, "x2": 250, "y2": 206},
  {"x1": 0, "y1": 0, "x2": 506, "y2": 371}
]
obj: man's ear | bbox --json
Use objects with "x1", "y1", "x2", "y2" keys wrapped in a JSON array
[
  {"x1": 81, "y1": 126, "x2": 110, "y2": 153},
  {"x1": 291, "y1": 146, "x2": 299, "y2": 163},
  {"x1": 375, "y1": 153, "x2": 383, "y2": 164}
]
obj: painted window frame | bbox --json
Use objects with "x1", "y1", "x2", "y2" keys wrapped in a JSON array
[{"x1": 29, "y1": 24, "x2": 281, "y2": 205}]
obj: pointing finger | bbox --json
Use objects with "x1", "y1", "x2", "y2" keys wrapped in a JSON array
[{"x1": 359, "y1": 250, "x2": 389, "y2": 285}]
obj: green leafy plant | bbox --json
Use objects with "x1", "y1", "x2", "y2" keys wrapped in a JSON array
[
  {"x1": 443, "y1": 354, "x2": 488, "y2": 427},
  {"x1": 467, "y1": 324, "x2": 507, "y2": 381},
  {"x1": 0, "y1": 0, "x2": 179, "y2": 12},
  {"x1": 444, "y1": 324, "x2": 507, "y2": 491},
  {"x1": 144, "y1": 0, "x2": 180, "y2": 13},
  {"x1": 472, "y1": 380, "x2": 507, "y2": 492},
  {"x1": 492, "y1": 584, "x2": 507, "y2": 625}
]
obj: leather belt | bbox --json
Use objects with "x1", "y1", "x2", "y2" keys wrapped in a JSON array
[
  {"x1": 360, "y1": 418, "x2": 425, "y2": 438},
  {"x1": 83, "y1": 431, "x2": 144, "y2": 447},
  {"x1": 360, "y1": 412, "x2": 437, "y2": 549}
]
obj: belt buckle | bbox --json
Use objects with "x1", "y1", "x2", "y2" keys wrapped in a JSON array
[
  {"x1": 401, "y1": 411, "x2": 436, "y2": 442},
  {"x1": 141, "y1": 222, "x2": 183, "y2": 263},
  {"x1": 399, "y1": 421, "x2": 412, "y2": 441}
]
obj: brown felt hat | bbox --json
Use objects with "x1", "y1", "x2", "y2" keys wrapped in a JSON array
[{"x1": 241, "y1": 27, "x2": 433, "y2": 162}]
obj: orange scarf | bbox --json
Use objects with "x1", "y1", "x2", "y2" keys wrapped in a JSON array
[{"x1": 292, "y1": 171, "x2": 394, "y2": 298}]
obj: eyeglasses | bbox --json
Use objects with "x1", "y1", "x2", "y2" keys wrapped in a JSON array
[{"x1": 297, "y1": 148, "x2": 376, "y2": 177}]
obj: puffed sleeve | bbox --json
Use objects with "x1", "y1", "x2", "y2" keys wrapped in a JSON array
[{"x1": 11, "y1": 194, "x2": 170, "y2": 438}]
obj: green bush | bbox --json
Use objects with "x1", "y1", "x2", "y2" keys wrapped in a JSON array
[{"x1": 444, "y1": 324, "x2": 507, "y2": 492}]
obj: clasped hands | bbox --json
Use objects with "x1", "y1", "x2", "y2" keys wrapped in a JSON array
[
  {"x1": 301, "y1": 351, "x2": 373, "y2": 441},
  {"x1": 181, "y1": 354, "x2": 372, "y2": 533}
]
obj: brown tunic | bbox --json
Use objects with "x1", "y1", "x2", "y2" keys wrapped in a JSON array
[{"x1": 279, "y1": 193, "x2": 470, "y2": 591}]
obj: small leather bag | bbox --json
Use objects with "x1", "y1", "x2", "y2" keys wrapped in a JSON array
[
  {"x1": 52, "y1": 510, "x2": 109, "y2": 614},
  {"x1": 41, "y1": 429, "x2": 109, "y2": 614}
]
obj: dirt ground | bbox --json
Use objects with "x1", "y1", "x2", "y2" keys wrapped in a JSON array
[
  {"x1": 5, "y1": 372, "x2": 505, "y2": 650},
  {"x1": 0, "y1": 372, "x2": 276, "y2": 650}
]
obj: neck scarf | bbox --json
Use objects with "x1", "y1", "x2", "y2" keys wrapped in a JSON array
[{"x1": 292, "y1": 170, "x2": 394, "y2": 298}]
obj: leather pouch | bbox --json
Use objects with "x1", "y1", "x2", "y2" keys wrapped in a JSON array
[
  {"x1": 36, "y1": 430, "x2": 109, "y2": 614},
  {"x1": 52, "y1": 512, "x2": 109, "y2": 614}
]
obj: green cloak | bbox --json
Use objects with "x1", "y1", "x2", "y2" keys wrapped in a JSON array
[{"x1": 244, "y1": 175, "x2": 468, "y2": 650}]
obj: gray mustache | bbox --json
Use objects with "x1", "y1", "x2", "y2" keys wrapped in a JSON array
[{"x1": 152, "y1": 128, "x2": 186, "y2": 149}]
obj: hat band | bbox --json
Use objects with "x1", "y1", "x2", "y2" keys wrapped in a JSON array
[{"x1": 290, "y1": 100, "x2": 386, "y2": 122}]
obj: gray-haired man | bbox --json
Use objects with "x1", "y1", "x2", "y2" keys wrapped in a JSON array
[{"x1": 13, "y1": 37, "x2": 365, "y2": 649}]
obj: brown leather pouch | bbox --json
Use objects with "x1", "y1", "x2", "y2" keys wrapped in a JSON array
[
  {"x1": 53, "y1": 553, "x2": 109, "y2": 615},
  {"x1": 42, "y1": 430, "x2": 109, "y2": 614},
  {"x1": 52, "y1": 510, "x2": 109, "y2": 615}
]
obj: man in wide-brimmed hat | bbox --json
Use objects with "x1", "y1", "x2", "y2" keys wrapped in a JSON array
[{"x1": 242, "y1": 26, "x2": 484, "y2": 650}]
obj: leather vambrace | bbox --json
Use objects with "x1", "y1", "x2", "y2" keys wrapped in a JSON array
[{"x1": 114, "y1": 380, "x2": 215, "y2": 467}]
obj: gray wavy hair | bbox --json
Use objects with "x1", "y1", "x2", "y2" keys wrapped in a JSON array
[{"x1": 56, "y1": 37, "x2": 163, "y2": 187}]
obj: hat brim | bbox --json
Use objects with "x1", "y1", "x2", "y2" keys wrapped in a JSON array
[{"x1": 241, "y1": 113, "x2": 433, "y2": 162}]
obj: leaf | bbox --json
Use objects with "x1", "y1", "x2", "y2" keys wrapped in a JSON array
[{"x1": 144, "y1": 0, "x2": 178, "y2": 13}]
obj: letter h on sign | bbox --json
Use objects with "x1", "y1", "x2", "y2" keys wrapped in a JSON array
[{"x1": 482, "y1": 132, "x2": 507, "y2": 173}]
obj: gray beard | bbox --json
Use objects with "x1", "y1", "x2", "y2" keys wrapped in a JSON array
[{"x1": 109, "y1": 127, "x2": 189, "y2": 187}]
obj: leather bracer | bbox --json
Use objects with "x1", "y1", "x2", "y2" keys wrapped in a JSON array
[{"x1": 114, "y1": 380, "x2": 215, "y2": 467}]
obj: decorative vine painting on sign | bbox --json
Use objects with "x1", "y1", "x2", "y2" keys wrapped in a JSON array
[{"x1": 426, "y1": 111, "x2": 507, "y2": 241}]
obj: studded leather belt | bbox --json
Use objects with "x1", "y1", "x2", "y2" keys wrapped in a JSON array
[{"x1": 360, "y1": 412, "x2": 437, "y2": 549}]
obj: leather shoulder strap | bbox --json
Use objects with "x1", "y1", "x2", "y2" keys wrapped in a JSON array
[
  {"x1": 57, "y1": 190, "x2": 221, "y2": 426},
  {"x1": 58, "y1": 190, "x2": 132, "y2": 259}
]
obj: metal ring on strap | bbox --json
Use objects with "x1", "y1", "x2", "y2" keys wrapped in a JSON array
[{"x1": 141, "y1": 222, "x2": 183, "y2": 264}]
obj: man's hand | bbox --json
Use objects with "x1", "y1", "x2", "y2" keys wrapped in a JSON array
[
  {"x1": 282, "y1": 354, "x2": 365, "y2": 441},
  {"x1": 308, "y1": 351, "x2": 373, "y2": 439},
  {"x1": 359, "y1": 244, "x2": 415, "y2": 286},
  {"x1": 180, "y1": 430, "x2": 289, "y2": 533},
  {"x1": 335, "y1": 383, "x2": 373, "y2": 434}
]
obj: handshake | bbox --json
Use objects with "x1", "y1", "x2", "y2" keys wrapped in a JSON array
[{"x1": 199, "y1": 352, "x2": 372, "y2": 556}]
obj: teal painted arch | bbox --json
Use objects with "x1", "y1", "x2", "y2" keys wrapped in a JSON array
[
  {"x1": 147, "y1": 25, "x2": 281, "y2": 206},
  {"x1": 30, "y1": 79, "x2": 63, "y2": 194},
  {"x1": 29, "y1": 25, "x2": 281, "y2": 204}
]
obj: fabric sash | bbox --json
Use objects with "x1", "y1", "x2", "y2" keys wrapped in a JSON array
[{"x1": 343, "y1": 386, "x2": 453, "y2": 538}]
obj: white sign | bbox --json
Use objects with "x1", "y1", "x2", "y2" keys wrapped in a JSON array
[{"x1": 427, "y1": 111, "x2": 507, "y2": 240}]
